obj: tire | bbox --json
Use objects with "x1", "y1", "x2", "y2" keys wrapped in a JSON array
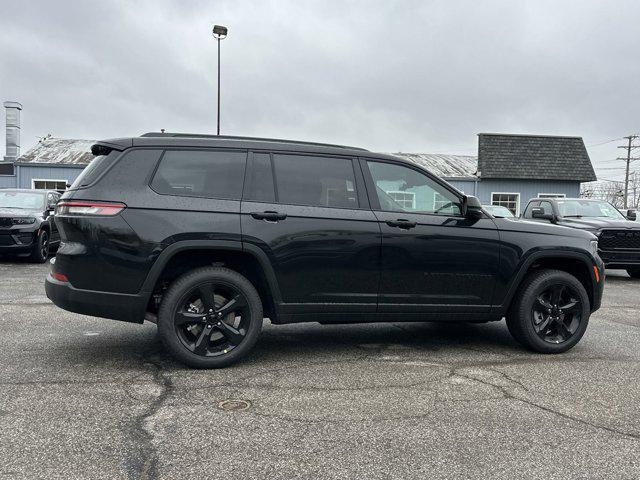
[
  {"x1": 29, "y1": 229, "x2": 49, "y2": 263},
  {"x1": 158, "y1": 267, "x2": 263, "y2": 368},
  {"x1": 505, "y1": 269, "x2": 590, "y2": 354},
  {"x1": 626, "y1": 267, "x2": 640, "y2": 279}
]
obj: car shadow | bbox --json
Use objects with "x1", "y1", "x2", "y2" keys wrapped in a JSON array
[{"x1": 48, "y1": 320, "x2": 520, "y2": 371}]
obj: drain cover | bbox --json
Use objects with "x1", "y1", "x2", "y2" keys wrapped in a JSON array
[{"x1": 217, "y1": 399, "x2": 251, "y2": 412}]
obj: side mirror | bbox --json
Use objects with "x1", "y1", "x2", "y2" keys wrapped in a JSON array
[
  {"x1": 463, "y1": 195, "x2": 483, "y2": 219},
  {"x1": 531, "y1": 207, "x2": 555, "y2": 222},
  {"x1": 627, "y1": 209, "x2": 637, "y2": 221}
]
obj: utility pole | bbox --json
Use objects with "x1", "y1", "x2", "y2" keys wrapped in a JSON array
[{"x1": 617, "y1": 135, "x2": 640, "y2": 209}]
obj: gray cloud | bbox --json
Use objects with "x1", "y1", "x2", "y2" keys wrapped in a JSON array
[{"x1": 2, "y1": 0, "x2": 639, "y2": 179}]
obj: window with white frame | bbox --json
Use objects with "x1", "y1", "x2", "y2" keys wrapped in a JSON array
[
  {"x1": 538, "y1": 193, "x2": 566, "y2": 199},
  {"x1": 32, "y1": 179, "x2": 68, "y2": 191},
  {"x1": 388, "y1": 191, "x2": 416, "y2": 210},
  {"x1": 491, "y1": 192, "x2": 520, "y2": 216}
]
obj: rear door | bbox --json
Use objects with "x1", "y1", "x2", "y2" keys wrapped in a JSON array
[
  {"x1": 361, "y1": 158, "x2": 501, "y2": 316},
  {"x1": 241, "y1": 151, "x2": 380, "y2": 316}
]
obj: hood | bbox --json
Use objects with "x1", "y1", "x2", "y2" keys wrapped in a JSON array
[
  {"x1": 492, "y1": 217, "x2": 596, "y2": 240},
  {"x1": 558, "y1": 217, "x2": 640, "y2": 232},
  {"x1": 0, "y1": 208, "x2": 43, "y2": 217}
]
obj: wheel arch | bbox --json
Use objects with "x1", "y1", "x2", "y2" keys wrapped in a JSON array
[
  {"x1": 499, "y1": 250, "x2": 598, "y2": 315},
  {"x1": 140, "y1": 240, "x2": 282, "y2": 321}
]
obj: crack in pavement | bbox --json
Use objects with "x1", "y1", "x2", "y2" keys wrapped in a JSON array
[
  {"x1": 457, "y1": 368, "x2": 640, "y2": 442},
  {"x1": 124, "y1": 352, "x2": 174, "y2": 480}
]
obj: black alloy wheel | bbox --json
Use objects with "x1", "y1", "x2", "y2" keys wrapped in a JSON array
[
  {"x1": 174, "y1": 283, "x2": 249, "y2": 356},
  {"x1": 506, "y1": 269, "x2": 590, "y2": 354},
  {"x1": 158, "y1": 267, "x2": 263, "y2": 368},
  {"x1": 531, "y1": 284, "x2": 582, "y2": 344},
  {"x1": 29, "y1": 230, "x2": 49, "y2": 263}
]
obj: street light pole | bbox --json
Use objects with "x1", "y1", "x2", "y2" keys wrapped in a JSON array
[{"x1": 212, "y1": 25, "x2": 228, "y2": 136}]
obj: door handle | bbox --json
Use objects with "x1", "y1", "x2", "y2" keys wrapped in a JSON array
[
  {"x1": 386, "y1": 219, "x2": 417, "y2": 229},
  {"x1": 250, "y1": 211, "x2": 287, "y2": 221}
]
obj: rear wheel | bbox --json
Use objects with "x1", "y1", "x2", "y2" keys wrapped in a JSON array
[
  {"x1": 29, "y1": 230, "x2": 49, "y2": 263},
  {"x1": 626, "y1": 267, "x2": 640, "y2": 279},
  {"x1": 158, "y1": 267, "x2": 263, "y2": 368},
  {"x1": 506, "y1": 269, "x2": 590, "y2": 353}
]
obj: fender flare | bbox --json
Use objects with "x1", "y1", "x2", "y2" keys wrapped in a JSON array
[
  {"x1": 138, "y1": 239, "x2": 282, "y2": 311},
  {"x1": 497, "y1": 249, "x2": 597, "y2": 314}
]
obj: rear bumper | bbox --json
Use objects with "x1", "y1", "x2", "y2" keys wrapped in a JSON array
[
  {"x1": 45, "y1": 273, "x2": 147, "y2": 324},
  {"x1": 599, "y1": 249, "x2": 640, "y2": 269}
]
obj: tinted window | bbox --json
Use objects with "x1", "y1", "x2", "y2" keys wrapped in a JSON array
[
  {"x1": 523, "y1": 201, "x2": 539, "y2": 218},
  {"x1": 69, "y1": 150, "x2": 120, "y2": 190},
  {"x1": 244, "y1": 153, "x2": 275, "y2": 202},
  {"x1": 273, "y1": 154, "x2": 358, "y2": 208},
  {"x1": 151, "y1": 150, "x2": 246, "y2": 199},
  {"x1": 539, "y1": 201, "x2": 554, "y2": 216},
  {"x1": 367, "y1": 161, "x2": 461, "y2": 215}
]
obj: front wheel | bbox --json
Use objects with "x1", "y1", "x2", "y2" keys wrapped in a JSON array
[
  {"x1": 626, "y1": 267, "x2": 640, "y2": 279},
  {"x1": 158, "y1": 267, "x2": 263, "y2": 368},
  {"x1": 506, "y1": 269, "x2": 590, "y2": 353},
  {"x1": 29, "y1": 230, "x2": 49, "y2": 263}
]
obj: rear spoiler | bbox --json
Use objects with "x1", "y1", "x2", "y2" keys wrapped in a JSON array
[{"x1": 90, "y1": 138, "x2": 133, "y2": 155}]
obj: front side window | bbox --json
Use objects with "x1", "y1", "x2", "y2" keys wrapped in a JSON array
[
  {"x1": 272, "y1": 154, "x2": 358, "y2": 208},
  {"x1": 539, "y1": 201, "x2": 554, "y2": 216},
  {"x1": 151, "y1": 150, "x2": 246, "y2": 199},
  {"x1": 367, "y1": 161, "x2": 461, "y2": 215},
  {"x1": 491, "y1": 193, "x2": 520, "y2": 216},
  {"x1": 523, "y1": 201, "x2": 539, "y2": 218}
]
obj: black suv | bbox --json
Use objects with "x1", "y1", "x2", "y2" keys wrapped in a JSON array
[
  {"x1": 523, "y1": 197, "x2": 640, "y2": 278},
  {"x1": 0, "y1": 189, "x2": 61, "y2": 262},
  {"x1": 46, "y1": 133, "x2": 604, "y2": 368}
]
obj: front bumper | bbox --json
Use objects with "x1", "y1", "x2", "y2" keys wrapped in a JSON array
[
  {"x1": 45, "y1": 273, "x2": 147, "y2": 324},
  {"x1": 599, "y1": 248, "x2": 640, "y2": 269},
  {"x1": 0, "y1": 229, "x2": 37, "y2": 253}
]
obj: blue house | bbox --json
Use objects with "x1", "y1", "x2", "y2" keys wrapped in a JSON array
[{"x1": 395, "y1": 133, "x2": 597, "y2": 216}]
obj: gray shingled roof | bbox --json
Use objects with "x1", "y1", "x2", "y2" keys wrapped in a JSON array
[
  {"x1": 18, "y1": 138, "x2": 96, "y2": 165},
  {"x1": 390, "y1": 153, "x2": 478, "y2": 179},
  {"x1": 478, "y1": 133, "x2": 596, "y2": 181}
]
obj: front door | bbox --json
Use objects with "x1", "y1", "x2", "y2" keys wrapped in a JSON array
[
  {"x1": 241, "y1": 152, "x2": 381, "y2": 316},
  {"x1": 361, "y1": 158, "x2": 500, "y2": 316}
]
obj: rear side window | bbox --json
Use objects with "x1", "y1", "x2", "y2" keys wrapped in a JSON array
[
  {"x1": 272, "y1": 154, "x2": 358, "y2": 208},
  {"x1": 151, "y1": 150, "x2": 246, "y2": 199},
  {"x1": 244, "y1": 153, "x2": 275, "y2": 202},
  {"x1": 68, "y1": 149, "x2": 121, "y2": 190}
]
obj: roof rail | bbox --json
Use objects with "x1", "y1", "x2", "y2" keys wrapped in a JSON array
[{"x1": 140, "y1": 132, "x2": 368, "y2": 151}]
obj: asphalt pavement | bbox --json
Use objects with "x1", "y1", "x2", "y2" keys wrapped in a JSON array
[{"x1": 0, "y1": 260, "x2": 638, "y2": 479}]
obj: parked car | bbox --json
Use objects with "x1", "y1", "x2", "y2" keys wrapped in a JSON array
[
  {"x1": 522, "y1": 197, "x2": 640, "y2": 278},
  {"x1": 46, "y1": 133, "x2": 604, "y2": 368},
  {"x1": 0, "y1": 189, "x2": 61, "y2": 262},
  {"x1": 482, "y1": 205, "x2": 515, "y2": 218}
]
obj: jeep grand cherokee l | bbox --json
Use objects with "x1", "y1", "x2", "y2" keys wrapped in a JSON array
[
  {"x1": 523, "y1": 197, "x2": 640, "y2": 278},
  {"x1": 0, "y1": 189, "x2": 61, "y2": 262},
  {"x1": 46, "y1": 133, "x2": 604, "y2": 368}
]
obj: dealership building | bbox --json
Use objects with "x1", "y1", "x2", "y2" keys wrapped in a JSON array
[{"x1": 2, "y1": 101, "x2": 597, "y2": 215}]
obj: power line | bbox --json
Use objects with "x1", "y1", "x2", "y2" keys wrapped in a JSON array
[
  {"x1": 617, "y1": 135, "x2": 640, "y2": 209},
  {"x1": 587, "y1": 137, "x2": 623, "y2": 147}
]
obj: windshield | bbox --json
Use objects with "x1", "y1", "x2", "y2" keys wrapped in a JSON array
[
  {"x1": 557, "y1": 200, "x2": 626, "y2": 220},
  {"x1": 0, "y1": 191, "x2": 45, "y2": 210}
]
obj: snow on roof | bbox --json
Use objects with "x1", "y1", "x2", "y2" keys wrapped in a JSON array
[
  {"x1": 18, "y1": 137, "x2": 96, "y2": 165},
  {"x1": 391, "y1": 153, "x2": 478, "y2": 179}
]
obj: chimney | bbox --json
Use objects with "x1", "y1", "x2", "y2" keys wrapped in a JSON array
[{"x1": 4, "y1": 101, "x2": 22, "y2": 162}]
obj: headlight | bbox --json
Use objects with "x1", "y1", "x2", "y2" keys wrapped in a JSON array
[
  {"x1": 12, "y1": 217, "x2": 36, "y2": 225},
  {"x1": 590, "y1": 240, "x2": 599, "y2": 256}
]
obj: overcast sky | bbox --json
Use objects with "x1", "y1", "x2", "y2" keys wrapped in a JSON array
[{"x1": 2, "y1": 0, "x2": 639, "y2": 180}]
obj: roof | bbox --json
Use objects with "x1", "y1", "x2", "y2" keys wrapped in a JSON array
[
  {"x1": 391, "y1": 153, "x2": 478, "y2": 179},
  {"x1": 478, "y1": 133, "x2": 596, "y2": 182},
  {"x1": 18, "y1": 137, "x2": 96, "y2": 166}
]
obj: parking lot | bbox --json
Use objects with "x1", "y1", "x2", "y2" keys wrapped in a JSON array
[{"x1": 0, "y1": 261, "x2": 638, "y2": 479}]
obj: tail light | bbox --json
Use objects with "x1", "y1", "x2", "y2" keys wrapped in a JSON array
[{"x1": 55, "y1": 201, "x2": 126, "y2": 216}]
